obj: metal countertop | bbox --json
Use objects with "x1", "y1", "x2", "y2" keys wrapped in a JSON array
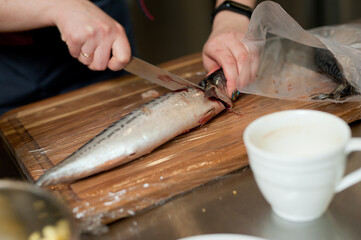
[
  {"x1": 1, "y1": 121, "x2": 361, "y2": 240},
  {"x1": 82, "y1": 120, "x2": 361, "y2": 240}
]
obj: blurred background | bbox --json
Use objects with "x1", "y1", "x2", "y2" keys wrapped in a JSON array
[{"x1": 126, "y1": 0, "x2": 361, "y2": 64}]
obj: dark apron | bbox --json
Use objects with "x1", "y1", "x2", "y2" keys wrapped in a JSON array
[{"x1": 0, "y1": 0, "x2": 134, "y2": 114}]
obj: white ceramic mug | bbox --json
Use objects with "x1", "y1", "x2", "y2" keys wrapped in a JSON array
[{"x1": 243, "y1": 109, "x2": 361, "y2": 222}]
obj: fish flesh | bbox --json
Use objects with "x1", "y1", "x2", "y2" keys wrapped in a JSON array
[
  {"x1": 36, "y1": 69, "x2": 230, "y2": 187},
  {"x1": 311, "y1": 48, "x2": 359, "y2": 101}
]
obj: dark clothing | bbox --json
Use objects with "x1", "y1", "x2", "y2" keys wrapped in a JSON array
[{"x1": 0, "y1": 0, "x2": 134, "y2": 115}]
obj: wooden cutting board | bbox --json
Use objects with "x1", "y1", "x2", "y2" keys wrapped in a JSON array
[{"x1": 1, "y1": 53, "x2": 361, "y2": 229}]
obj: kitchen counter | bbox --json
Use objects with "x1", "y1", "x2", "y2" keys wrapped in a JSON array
[
  {"x1": 0, "y1": 53, "x2": 360, "y2": 240},
  {"x1": 1, "y1": 120, "x2": 361, "y2": 240},
  {"x1": 81, "y1": 120, "x2": 361, "y2": 240}
]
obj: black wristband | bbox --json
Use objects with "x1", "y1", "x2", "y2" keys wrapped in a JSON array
[{"x1": 211, "y1": 1, "x2": 253, "y2": 24}]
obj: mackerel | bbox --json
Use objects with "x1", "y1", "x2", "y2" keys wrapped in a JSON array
[{"x1": 36, "y1": 69, "x2": 230, "y2": 186}]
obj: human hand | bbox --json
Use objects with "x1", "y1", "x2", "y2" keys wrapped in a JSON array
[
  {"x1": 202, "y1": 11, "x2": 258, "y2": 96},
  {"x1": 51, "y1": 0, "x2": 131, "y2": 71}
]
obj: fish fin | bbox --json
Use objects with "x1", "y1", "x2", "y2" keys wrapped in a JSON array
[{"x1": 199, "y1": 107, "x2": 216, "y2": 127}]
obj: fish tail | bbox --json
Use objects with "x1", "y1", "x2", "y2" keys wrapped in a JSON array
[
  {"x1": 35, "y1": 164, "x2": 74, "y2": 187},
  {"x1": 35, "y1": 172, "x2": 55, "y2": 187}
]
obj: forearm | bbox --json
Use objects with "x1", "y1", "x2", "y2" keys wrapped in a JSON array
[
  {"x1": 203, "y1": 0, "x2": 257, "y2": 95},
  {"x1": 213, "y1": 0, "x2": 256, "y2": 34},
  {"x1": 215, "y1": 0, "x2": 256, "y2": 8},
  {"x1": 0, "y1": 0, "x2": 65, "y2": 32}
]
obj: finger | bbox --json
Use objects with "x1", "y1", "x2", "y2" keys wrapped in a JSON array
[
  {"x1": 220, "y1": 52, "x2": 239, "y2": 96},
  {"x1": 204, "y1": 52, "x2": 236, "y2": 96},
  {"x1": 236, "y1": 62, "x2": 251, "y2": 90},
  {"x1": 249, "y1": 53, "x2": 260, "y2": 84},
  {"x1": 202, "y1": 53, "x2": 220, "y2": 73},
  {"x1": 66, "y1": 38, "x2": 83, "y2": 59},
  {"x1": 78, "y1": 51, "x2": 93, "y2": 66},
  {"x1": 66, "y1": 26, "x2": 95, "y2": 59},
  {"x1": 233, "y1": 42, "x2": 249, "y2": 75},
  {"x1": 108, "y1": 37, "x2": 131, "y2": 71},
  {"x1": 225, "y1": 41, "x2": 249, "y2": 95},
  {"x1": 236, "y1": 50, "x2": 257, "y2": 91},
  {"x1": 237, "y1": 44, "x2": 260, "y2": 89},
  {"x1": 78, "y1": 38, "x2": 98, "y2": 66},
  {"x1": 205, "y1": 46, "x2": 238, "y2": 87},
  {"x1": 88, "y1": 40, "x2": 112, "y2": 71}
]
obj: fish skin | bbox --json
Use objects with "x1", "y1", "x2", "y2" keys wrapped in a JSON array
[
  {"x1": 311, "y1": 48, "x2": 358, "y2": 101},
  {"x1": 36, "y1": 87, "x2": 226, "y2": 187}
]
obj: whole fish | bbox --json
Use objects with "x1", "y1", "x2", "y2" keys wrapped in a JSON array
[
  {"x1": 311, "y1": 48, "x2": 358, "y2": 101},
  {"x1": 36, "y1": 69, "x2": 231, "y2": 187}
]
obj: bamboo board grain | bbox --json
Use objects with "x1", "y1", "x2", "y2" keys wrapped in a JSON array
[{"x1": 1, "y1": 53, "x2": 361, "y2": 229}]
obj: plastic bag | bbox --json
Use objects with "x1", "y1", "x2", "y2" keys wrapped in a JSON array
[{"x1": 239, "y1": 1, "x2": 361, "y2": 102}]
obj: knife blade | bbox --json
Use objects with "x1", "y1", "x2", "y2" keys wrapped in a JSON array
[{"x1": 124, "y1": 56, "x2": 203, "y2": 91}]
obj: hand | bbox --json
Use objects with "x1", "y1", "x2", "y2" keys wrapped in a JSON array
[
  {"x1": 52, "y1": 0, "x2": 131, "y2": 71},
  {"x1": 202, "y1": 11, "x2": 258, "y2": 96}
]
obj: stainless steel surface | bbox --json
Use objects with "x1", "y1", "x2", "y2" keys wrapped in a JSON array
[
  {"x1": 82, "y1": 120, "x2": 361, "y2": 240},
  {"x1": 124, "y1": 56, "x2": 202, "y2": 90},
  {"x1": 1, "y1": 121, "x2": 361, "y2": 240}
]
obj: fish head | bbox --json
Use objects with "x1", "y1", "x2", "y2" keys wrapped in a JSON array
[{"x1": 199, "y1": 68, "x2": 233, "y2": 108}]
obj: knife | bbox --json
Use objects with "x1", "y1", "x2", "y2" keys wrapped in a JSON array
[{"x1": 124, "y1": 56, "x2": 203, "y2": 91}]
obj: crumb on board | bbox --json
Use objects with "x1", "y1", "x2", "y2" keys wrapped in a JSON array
[{"x1": 141, "y1": 90, "x2": 160, "y2": 99}]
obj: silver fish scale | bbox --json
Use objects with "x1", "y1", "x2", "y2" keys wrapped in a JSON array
[{"x1": 36, "y1": 87, "x2": 226, "y2": 186}]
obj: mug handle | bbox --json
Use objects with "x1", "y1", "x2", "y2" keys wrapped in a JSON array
[{"x1": 335, "y1": 138, "x2": 361, "y2": 193}]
